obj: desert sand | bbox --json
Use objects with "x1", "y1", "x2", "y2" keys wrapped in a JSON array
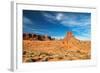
[{"x1": 23, "y1": 32, "x2": 91, "y2": 62}]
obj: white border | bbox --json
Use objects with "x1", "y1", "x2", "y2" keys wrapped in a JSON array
[
  {"x1": 11, "y1": 2, "x2": 17, "y2": 71},
  {"x1": 11, "y1": 2, "x2": 97, "y2": 71}
]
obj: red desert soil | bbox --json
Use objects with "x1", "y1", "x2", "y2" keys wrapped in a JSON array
[{"x1": 23, "y1": 32, "x2": 91, "y2": 62}]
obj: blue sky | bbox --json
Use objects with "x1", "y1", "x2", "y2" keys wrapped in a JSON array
[{"x1": 23, "y1": 10, "x2": 91, "y2": 40}]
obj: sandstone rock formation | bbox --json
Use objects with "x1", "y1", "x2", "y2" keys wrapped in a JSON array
[
  {"x1": 64, "y1": 31, "x2": 73, "y2": 40},
  {"x1": 23, "y1": 33, "x2": 54, "y2": 41}
]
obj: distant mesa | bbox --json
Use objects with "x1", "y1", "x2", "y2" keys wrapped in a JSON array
[
  {"x1": 23, "y1": 33, "x2": 55, "y2": 41},
  {"x1": 23, "y1": 31, "x2": 82, "y2": 41},
  {"x1": 23, "y1": 31, "x2": 76, "y2": 41}
]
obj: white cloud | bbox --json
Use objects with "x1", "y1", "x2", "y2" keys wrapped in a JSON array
[
  {"x1": 56, "y1": 13, "x2": 64, "y2": 21},
  {"x1": 23, "y1": 16, "x2": 33, "y2": 24},
  {"x1": 42, "y1": 12, "x2": 91, "y2": 28},
  {"x1": 43, "y1": 12, "x2": 64, "y2": 21},
  {"x1": 61, "y1": 20, "x2": 82, "y2": 26},
  {"x1": 76, "y1": 36, "x2": 91, "y2": 40},
  {"x1": 42, "y1": 12, "x2": 56, "y2": 20},
  {"x1": 42, "y1": 12, "x2": 58, "y2": 24},
  {"x1": 60, "y1": 15, "x2": 90, "y2": 27},
  {"x1": 52, "y1": 36, "x2": 64, "y2": 40}
]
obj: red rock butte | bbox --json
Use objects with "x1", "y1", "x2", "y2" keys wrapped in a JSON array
[{"x1": 64, "y1": 31, "x2": 74, "y2": 40}]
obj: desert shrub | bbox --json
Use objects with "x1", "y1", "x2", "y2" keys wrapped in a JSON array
[
  {"x1": 31, "y1": 59, "x2": 37, "y2": 62},
  {"x1": 42, "y1": 58, "x2": 48, "y2": 61},
  {"x1": 29, "y1": 51, "x2": 40, "y2": 56},
  {"x1": 40, "y1": 56, "x2": 49, "y2": 61},
  {"x1": 26, "y1": 58, "x2": 33, "y2": 62},
  {"x1": 76, "y1": 50, "x2": 81, "y2": 54},
  {"x1": 23, "y1": 50, "x2": 27, "y2": 55},
  {"x1": 30, "y1": 52, "x2": 35, "y2": 56},
  {"x1": 65, "y1": 54, "x2": 68, "y2": 57},
  {"x1": 40, "y1": 52, "x2": 50, "y2": 56},
  {"x1": 82, "y1": 55, "x2": 90, "y2": 59},
  {"x1": 47, "y1": 56, "x2": 54, "y2": 60},
  {"x1": 58, "y1": 56, "x2": 63, "y2": 59},
  {"x1": 27, "y1": 58, "x2": 41, "y2": 62}
]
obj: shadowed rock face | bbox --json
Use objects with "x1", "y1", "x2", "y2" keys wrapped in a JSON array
[{"x1": 23, "y1": 33, "x2": 55, "y2": 41}]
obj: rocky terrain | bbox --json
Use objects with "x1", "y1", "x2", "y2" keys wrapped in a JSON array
[
  {"x1": 23, "y1": 32, "x2": 91, "y2": 62},
  {"x1": 23, "y1": 33, "x2": 55, "y2": 41}
]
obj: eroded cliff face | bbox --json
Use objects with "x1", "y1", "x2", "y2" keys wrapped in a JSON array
[{"x1": 63, "y1": 32, "x2": 90, "y2": 52}]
